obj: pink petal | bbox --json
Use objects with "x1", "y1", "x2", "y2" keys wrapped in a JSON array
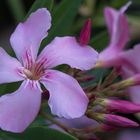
[
  {"x1": 120, "y1": 44, "x2": 140, "y2": 104},
  {"x1": 104, "y1": 3, "x2": 129, "y2": 49},
  {"x1": 10, "y1": 8, "x2": 51, "y2": 62},
  {"x1": 121, "y1": 44, "x2": 140, "y2": 73},
  {"x1": 98, "y1": 47, "x2": 122, "y2": 67},
  {"x1": 38, "y1": 36, "x2": 98, "y2": 70},
  {"x1": 0, "y1": 81, "x2": 41, "y2": 132},
  {"x1": 0, "y1": 47, "x2": 23, "y2": 84},
  {"x1": 128, "y1": 86, "x2": 140, "y2": 104},
  {"x1": 41, "y1": 70, "x2": 89, "y2": 119},
  {"x1": 50, "y1": 116, "x2": 98, "y2": 131},
  {"x1": 98, "y1": 3, "x2": 130, "y2": 67}
]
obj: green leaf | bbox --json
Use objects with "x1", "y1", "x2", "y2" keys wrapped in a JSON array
[
  {"x1": 26, "y1": 0, "x2": 54, "y2": 18},
  {"x1": 42, "y1": 0, "x2": 83, "y2": 46},
  {"x1": 7, "y1": 0, "x2": 26, "y2": 22},
  {"x1": 4, "y1": 127, "x2": 77, "y2": 140},
  {"x1": 90, "y1": 31, "x2": 109, "y2": 52}
]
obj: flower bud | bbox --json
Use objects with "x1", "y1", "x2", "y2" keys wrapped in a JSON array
[
  {"x1": 103, "y1": 114, "x2": 139, "y2": 128},
  {"x1": 106, "y1": 99, "x2": 140, "y2": 114},
  {"x1": 79, "y1": 18, "x2": 91, "y2": 46},
  {"x1": 86, "y1": 112, "x2": 139, "y2": 128}
]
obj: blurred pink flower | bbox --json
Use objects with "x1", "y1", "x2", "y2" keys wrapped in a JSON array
[
  {"x1": 120, "y1": 44, "x2": 140, "y2": 104},
  {"x1": 0, "y1": 8, "x2": 98, "y2": 132},
  {"x1": 117, "y1": 129, "x2": 140, "y2": 140},
  {"x1": 96, "y1": 2, "x2": 131, "y2": 67}
]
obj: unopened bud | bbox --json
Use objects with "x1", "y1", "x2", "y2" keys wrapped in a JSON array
[
  {"x1": 106, "y1": 99, "x2": 140, "y2": 114},
  {"x1": 86, "y1": 112, "x2": 139, "y2": 128},
  {"x1": 79, "y1": 18, "x2": 91, "y2": 46},
  {"x1": 95, "y1": 98, "x2": 140, "y2": 114},
  {"x1": 103, "y1": 114, "x2": 139, "y2": 128}
]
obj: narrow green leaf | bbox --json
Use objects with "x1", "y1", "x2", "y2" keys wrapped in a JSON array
[
  {"x1": 90, "y1": 31, "x2": 109, "y2": 52},
  {"x1": 42, "y1": 0, "x2": 83, "y2": 46},
  {"x1": 4, "y1": 127, "x2": 77, "y2": 140},
  {"x1": 26, "y1": 0, "x2": 54, "y2": 18}
]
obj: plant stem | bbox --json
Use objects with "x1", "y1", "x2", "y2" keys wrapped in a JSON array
[{"x1": 42, "y1": 111, "x2": 70, "y2": 132}]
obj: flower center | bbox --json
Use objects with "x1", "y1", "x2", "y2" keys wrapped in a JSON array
[{"x1": 23, "y1": 62, "x2": 45, "y2": 80}]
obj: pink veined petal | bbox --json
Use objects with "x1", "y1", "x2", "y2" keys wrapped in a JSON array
[
  {"x1": 10, "y1": 8, "x2": 51, "y2": 62},
  {"x1": 41, "y1": 70, "x2": 89, "y2": 119},
  {"x1": 0, "y1": 80, "x2": 42, "y2": 133},
  {"x1": 38, "y1": 36, "x2": 98, "y2": 70},
  {"x1": 0, "y1": 47, "x2": 24, "y2": 84}
]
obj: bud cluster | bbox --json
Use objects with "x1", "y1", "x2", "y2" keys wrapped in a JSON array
[{"x1": 58, "y1": 64, "x2": 139, "y2": 139}]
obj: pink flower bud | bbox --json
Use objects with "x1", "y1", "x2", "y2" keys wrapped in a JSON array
[
  {"x1": 79, "y1": 18, "x2": 91, "y2": 46},
  {"x1": 86, "y1": 112, "x2": 139, "y2": 128},
  {"x1": 107, "y1": 99, "x2": 140, "y2": 114},
  {"x1": 104, "y1": 114, "x2": 139, "y2": 128}
]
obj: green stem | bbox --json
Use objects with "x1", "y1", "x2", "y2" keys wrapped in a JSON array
[
  {"x1": 42, "y1": 112, "x2": 69, "y2": 132},
  {"x1": 102, "y1": 77, "x2": 135, "y2": 93},
  {"x1": 101, "y1": 68, "x2": 118, "y2": 88}
]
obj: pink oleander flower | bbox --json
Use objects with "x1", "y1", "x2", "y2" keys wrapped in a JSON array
[
  {"x1": 120, "y1": 44, "x2": 140, "y2": 104},
  {"x1": 96, "y1": 2, "x2": 131, "y2": 68},
  {"x1": 0, "y1": 8, "x2": 98, "y2": 132}
]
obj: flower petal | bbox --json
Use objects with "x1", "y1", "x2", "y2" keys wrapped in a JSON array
[
  {"x1": 38, "y1": 36, "x2": 98, "y2": 70},
  {"x1": 121, "y1": 44, "x2": 140, "y2": 73},
  {"x1": 0, "y1": 81, "x2": 41, "y2": 132},
  {"x1": 120, "y1": 44, "x2": 140, "y2": 104},
  {"x1": 50, "y1": 116, "x2": 98, "y2": 132},
  {"x1": 0, "y1": 47, "x2": 23, "y2": 84},
  {"x1": 10, "y1": 8, "x2": 51, "y2": 62},
  {"x1": 41, "y1": 70, "x2": 89, "y2": 119},
  {"x1": 128, "y1": 86, "x2": 140, "y2": 104},
  {"x1": 97, "y1": 3, "x2": 130, "y2": 67},
  {"x1": 104, "y1": 3, "x2": 129, "y2": 48}
]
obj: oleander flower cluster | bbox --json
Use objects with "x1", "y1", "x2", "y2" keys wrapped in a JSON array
[{"x1": 0, "y1": 1, "x2": 140, "y2": 140}]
